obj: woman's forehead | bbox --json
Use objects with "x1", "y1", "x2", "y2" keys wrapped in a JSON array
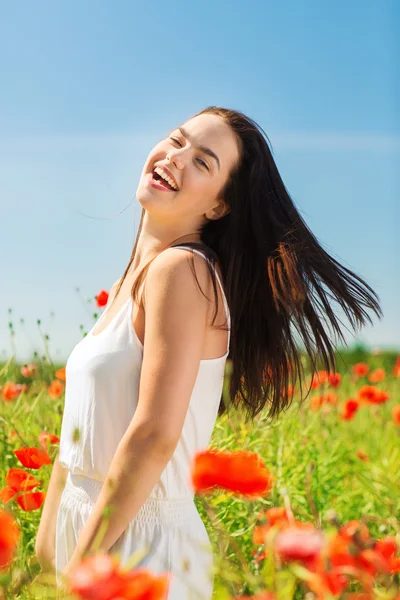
[{"x1": 181, "y1": 114, "x2": 240, "y2": 168}]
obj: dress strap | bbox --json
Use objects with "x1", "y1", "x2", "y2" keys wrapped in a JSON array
[{"x1": 171, "y1": 245, "x2": 231, "y2": 354}]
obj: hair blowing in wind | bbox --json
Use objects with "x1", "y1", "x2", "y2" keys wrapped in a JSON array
[{"x1": 115, "y1": 106, "x2": 383, "y2": 422}]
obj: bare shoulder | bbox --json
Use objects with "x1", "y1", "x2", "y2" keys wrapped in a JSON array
[
  {"x1": 110, "y1": 277, "x2": 122, "y2": 296},
  {"x1": 105, "y1": 278, "x2": 122, "y2": 307},
  {"x1": 144, "y1": 247, "x2": 212, "y2": 304}
]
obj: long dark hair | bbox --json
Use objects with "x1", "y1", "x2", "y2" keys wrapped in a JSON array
[{"x1": 113, "y1": 106, "x2": 383, "y2": 422}]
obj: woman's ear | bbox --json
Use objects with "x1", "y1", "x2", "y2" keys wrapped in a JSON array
[{"x1": 205, "y1": 199, "x2": 230, "y2": 220}]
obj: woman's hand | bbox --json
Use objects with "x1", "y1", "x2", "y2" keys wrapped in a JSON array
[{"x1": 35, "y1": 544, "x2": 56, "y2": 574}]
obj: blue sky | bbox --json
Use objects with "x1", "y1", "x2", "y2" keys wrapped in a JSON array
[{"x1": 1, "y1": 0, "x2": 398, "y2": 363}]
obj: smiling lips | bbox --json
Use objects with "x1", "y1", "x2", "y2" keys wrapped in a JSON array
[
  {"x1": 153, "y1": 166, "x2": 179, "y2": 190},
  {"x1": 148, "y1": 171, "x2": 178, "y2": 192}
]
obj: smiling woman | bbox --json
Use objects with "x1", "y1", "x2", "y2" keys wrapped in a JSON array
[{"x1": 38, "y1": 106, "x2": 382, "y2": 600}]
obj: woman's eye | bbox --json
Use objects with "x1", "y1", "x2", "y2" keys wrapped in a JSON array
[
  {"x1": 169, "y1": 137, "x2": 209, "y2": 170},
  {"x1": 196, "y1": 158, "x2": 209, "y2": 170}
]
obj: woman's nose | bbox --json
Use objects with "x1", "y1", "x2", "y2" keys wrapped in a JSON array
[{"x1": 166, "y1": 147, "x2": 188, "y2": 170}]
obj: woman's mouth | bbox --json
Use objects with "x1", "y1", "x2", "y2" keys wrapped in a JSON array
[{"x1": 148, "y1": 169, "x2": 178, "y2": 192}]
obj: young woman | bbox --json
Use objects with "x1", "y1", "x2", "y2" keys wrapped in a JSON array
[{"x1": 35, "y1": 107, "x2": 382, "y2": 599}]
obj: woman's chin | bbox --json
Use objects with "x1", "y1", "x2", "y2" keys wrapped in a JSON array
[{"x1": 135, "y1": 189, "x2": 168, "y2": 212}]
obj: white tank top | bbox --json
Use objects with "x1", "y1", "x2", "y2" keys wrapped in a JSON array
[{"x1": 58, "y1": 246, "x2": 231, "y2": 500}]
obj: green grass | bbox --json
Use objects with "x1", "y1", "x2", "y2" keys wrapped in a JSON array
[{"x1": 0, "y1": 348, "x2": 399, "y2": 599}]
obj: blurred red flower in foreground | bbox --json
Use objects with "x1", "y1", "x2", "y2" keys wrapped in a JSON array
[
  {"x1": 96, "y1": 290, "x2": 109, "y2": 308},
  {"x1": 352, "y1": 362, "x2": 369, "y2": 377},
  {"x1": 275, "y1": 526, "x2": 325, "y2": 567},
  {"x1": 191, "y1": 449, "x2": 273, "y2": 497},
  {"x1": 327, "y1": 520, "x2": 400, "y2": 578},
  {"x1": 253, "y1": 506, "x2": 292, "y2": 546},
  {"x1": 64, "y1": 552, "x2": 170, "y2": 600},
  {"x1": 14, "y1": 447, "x2": 52, "y2": 469},
  {"x1": 0, "y1": 509, "x2": 20, "y2": 571},
  {"x1": 251, "y1": 511, "x2": 400, "y2": 598}
]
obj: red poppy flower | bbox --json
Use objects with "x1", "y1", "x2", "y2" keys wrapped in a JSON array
[
  {"x1": 265, "y1": 506, "x2": 290, "y2": 526},
  {"x1": 0, "y1": 509, "x2": 20, "y2": 571},
  {"x1": 374, "y1": 536, "x2": 400, "y2": 573},
  {"x1": 38, "y1": 431, "x2": 60, "y2": 450},
  {"x1": 6, "y1": 468, "x2": 40, "y2": 492},
  {"x1": 55, "y1": 367, "x2": 66, "y2": 381},
  {"x1": 64, "y1": 552, "x2": 125, "y2": 599},
  {"x1": 326, "y1": 520, "x2": 393, "y2": 579},
  {"x1": 356, "y1": 449, "x2": 370, "y2": 462},
  {"x1": 118, "y1": 567, "x2": 171, "y2": 599},
  {"x1": 65, "y1": 552, "x2": 170, "y2": 600},
  {"x1": 307, "y1": 567, "x2": 350, "y2": 599},
  {"x1": 20, "y1": 363, "x2": 38, "y2": 378},
  {"x1": 392, "y1": 405, "x2": 400, "y2": 426},
  {"x1": 253, "y1": 510, "x2": 293, "y2": 546},
  {"x1": 368, "y1": 368, "x2": 385, "y2": 383},
  {"x1": 14, "y1": 447, "x2": 52, "y2": 469},
  {"x1": 340, "y1": 399, "x2": 360, "y2": 421},
  {"x1": 1, "y1": 382, "x2": 20, "y2": 402},
  {"x1": 368, "y1": 389, "x2": 389, "y2": 404},
  {"x1": 96, "y1": 290, "x2": 109, "y2": 308},
  {"x1": 0, "y1": 486, "x2": 18, "y2": 503},
  {"x1": 357, "y1": 385, "x2": 389, "y2": 405},
  {"x1": 274, "y1": 526, "x2": 325, "y2": 565},
  {"x1": 357, "y1": 547, "x2": 392, "y2": 577},
  {"x1": 191, "y1": 449, "x2": 274, "y2": 497},
  {"x1": 15, "y1": 491, "x2": 46, "y2": 511},
  {"x1": 339, "y1": 520, "x2": 371, "y2": 543},
  {"x1": 310, "y1": 370, "x2": 329, "y2": 390},
  {"x1": 329, "y1": 372, "x2": 341, "y2": 388},
  {"x1": 324, "y1": 392, "x2": 338, "y2": 405},
  {"x1": 311, "y1": 395, "x2": 324, "y2": 411},
  {"x1": 352, "y1": 363, "x2": 369, "y2": 377},
  {"x1": 48, "y1": 379, "x2": 64, "y2": 399},
  {"x1": 286, "y1": 384, "x2": 295, "y2": 398},
  {"x1": 394, "y1": 356, "x2": 400, "y2": 377}
]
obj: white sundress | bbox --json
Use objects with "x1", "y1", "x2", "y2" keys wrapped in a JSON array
[{"x1": 55, "y1": 245, "x2": 231, "y2": 600}]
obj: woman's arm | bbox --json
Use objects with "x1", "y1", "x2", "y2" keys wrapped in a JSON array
[{"x1": 35, "y1": 452, "x2": 68, "y2": 571}]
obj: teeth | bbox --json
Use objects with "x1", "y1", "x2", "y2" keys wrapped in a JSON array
[{"x1": 154, "y1": 166, "x2": 178, "y2": 190}]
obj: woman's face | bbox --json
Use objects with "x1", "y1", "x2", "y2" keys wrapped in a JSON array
[{"x1": 136, "y1": 113, "x2": 240, "y2": 224}]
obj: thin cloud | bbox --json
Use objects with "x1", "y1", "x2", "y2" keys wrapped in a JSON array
[
  {"x1": 1, "y1": 131, "x2": 399, "y2": 153},
  {"x1": 271, "y1": 131, "x2": 400, "y2": 151}
]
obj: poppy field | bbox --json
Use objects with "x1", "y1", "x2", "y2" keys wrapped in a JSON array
[{"x1": 0, "y1": 293, "x2": 399, "y2": 599}]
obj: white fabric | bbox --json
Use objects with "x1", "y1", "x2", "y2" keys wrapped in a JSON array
[{"x1": 56, "y1": 246, "x2": 231, "y2": 599}]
